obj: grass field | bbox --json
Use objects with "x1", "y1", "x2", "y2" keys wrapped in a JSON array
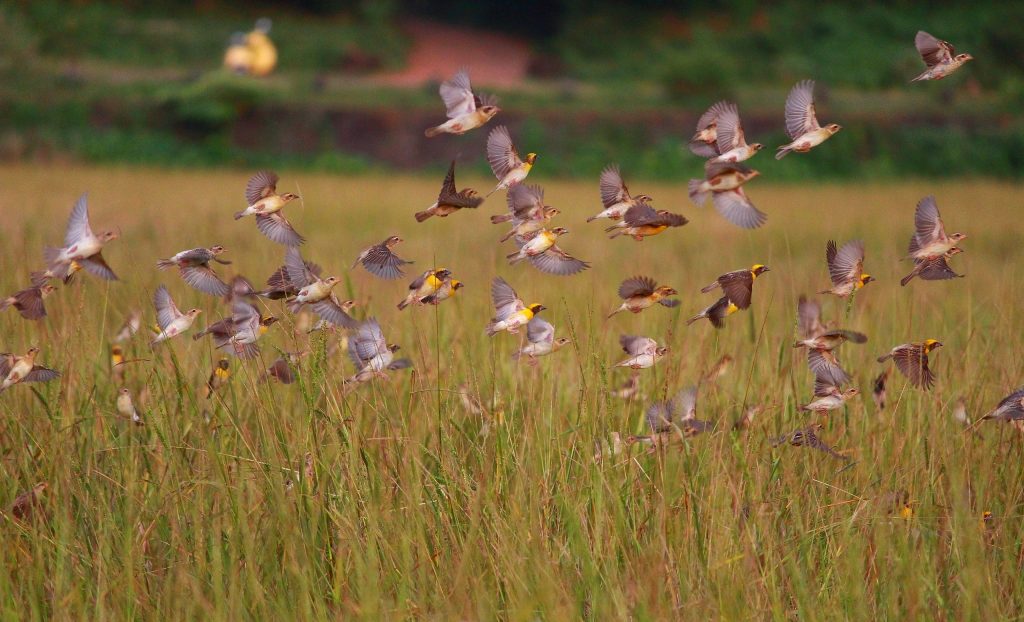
[{"x1": 2, "y1": 164, "x2": 1024, "y2": 618}]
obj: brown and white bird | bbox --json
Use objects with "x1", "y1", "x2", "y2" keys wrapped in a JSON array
[
  {"x1": 43, "y1": 193, "x2": 120, "y2": 281},
  {"x1": 606, "y1": 202, "x2": 688, "y2": 240},
  {"x1": 485, "y1": 125, "x2": 536, "y2": 197},
  {"x1": 353, "y1": 235, "x2": 413, "y2": 280},
  {"x1": 611, "y1": 372, "x2": 642, "y2": 400},
  {"x1": 485, "y1": 277, "x2": 544, "y2": 337},
  {"x1": 800, "y1": 376, "x2": 860, "y2": 415},
  {"x1": 507, "y1": 228, "x2": 589, "y2": 276},
  {"x1": 492, "y1": 184, "x2": 560, "y2": 243},
  {"x1": 775, "y1": 80, "x2": 841, "y2": 160},
  {"x1": 157, "y1": 246, "x2": 231, "y2": 297},
  {"x1": 397, "y1": 268, "x2": 452, "y2": 310},
  {"x1": 607, "y1": 276, "x2": 679, "y2": 318},
  {"x1": 708, "y1": 102, "x2": 763, "y2": 163},
  {"x1": 282, "y1": 248, "x2": 355, "y2": 327},
  {"x1": 9, "y1": 482, "x2": 48, "y2": 522},
  {"x1": 345, "y1": 318, "x2": 412, "y2": 385},
  {"x1": 906, "y1": 196, "x2": 967, "y2": 260},
  {"x1": 912, "y1": 31, "x2": 973, "y2": 82},
  {"x1": 0, "y1": 284, "x2": 56, "y2": 321},
  {"x1": 980, "y1": 387, "x2": 1024, "y2": 423},
  {"x1": 116, "y1": 387, "x2": 143, "y2": 425},
  {"x1": 872, "y1": 369, "x2": 889, "y2": 412},
  {"x1": 688, "y1": 101, "x2": 731, "y2": 158},
  {"x1": 688, "y1": 161, "x2": 765, "y2": 229},
  {"x1": 151, "y1": 286, "x2": 202, "y2": 346},
  {"x1": 700, "y1": 264, "x2": 769, "y2": 310},
  {"x1": 415, "y1": 160, "x2": 484, "y2": 222},
  {"x1": 113, "y1": 310, "x2": 142, "y2": 343},
  {"x1": 0, "y1": 347, "x2": 59, "y2": 393},
  {"x1": 586, "y1": 164, "x2": 653, "y2": 223},
  {"x1": 424, "y1": 70, "x2": 500, "y2": 137},
  {"x1": 797, "y1": 295, "x2": 829, "y2": 340},
  {"x1": 771, "y1": 424, "x2": 848, "y2": 461},
  {"x1": 233, "y1": 171, "x2": 304, "y2": 246},
  {"x1": 686, "y1": 296, "x2": 738, "y2": 329},
  {"x1": 820, "y1": 240, "x2": 874, "y2": 298},
  {"x1": 614, "y1": 335, "x2": 668, "y2": 370},
  {"x1": 628, "y1": 386, "x2": 711, "y2": 448},
  {"x1": 793, "y1": 329, "x2": 868, "y2": 386},
  {"x1": 193, "y1": 296, "x2": 278, "y2": 359},
  {"x1": 511, "y1": 316, "x2": 570, "y2": 365},
  {"x1": 877, "y1": 340, "x2": 943, "y2": 390},
  {"x1": 900, "y1": 247, "x2": 965, "y2": 286}
]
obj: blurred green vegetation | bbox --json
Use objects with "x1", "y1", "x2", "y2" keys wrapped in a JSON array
[{"x1": 1, "y1": 1, "x2": 1023, "y2": 179}]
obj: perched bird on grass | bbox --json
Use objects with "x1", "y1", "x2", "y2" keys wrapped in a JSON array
[
  {"x1": 700, "y1": 264, "x2": 769, "y2": 310},
  {"x1": 878, "y1": 340, "x2": 943, "y2": 390},
  {"x1": 702, "y1": 354, "x2": 734, "y2": 385},
  {"x1": 952, "y1": 396, "x2": 971, "y2": 427},
  {"x1": 151, "y1": 286, "x2": 202, "y2": 346},
  {"x1": 234, "y1": 171, "x2": 304, "y2": 246},
  {"x1": 586, "y1": 164, "x2": 653, "y2": 223},
  {"x1": 629, "y1": 386, "x2": 711, "y2": 449},
  {"x1": 353, "y1": 235, "x2": 413, "y2": 280},
  {"x1": 793, "y1": 328, "x2": 868, "y2": 385},
  {"x1": 593, "y1": 432, "x2": 625, "y2": 463},
  {"x1": 771, "y1": 424, "x2": 848, "y2": 461},
  {"x1": 486, "y1": 126, "x2": 536, "y2": 197},
  {"x1": 800, "y1": 376, "x2": 859, "y2": 415},
  {"x1": 264, "y1": 352, "x2": 307, "y2": 385},
  {"x1": 194, "y1": 297, "x2": 278, "y2": 359},
  {"x1": 485, "y1": 277, "x2": 544, "y2": 336},
  {"x1": 424, "y1": 70, "x2": 500, "y2": 137},
  {"x1": 607, "y1": 276, "x2": 678, "y2": 318},
  {"x1": 421, "y1": 278, "x2": 463, "y2": 305},
  {"x1": 203, "y1": 358, "x2": 231, "y2": 399},
  {"x1": 398, "y1": 268, "x2": 452, "y2": 310},
  {"x1": 415, "y1": 161, "x2": 484, "y2": 222},
  {"x1": 775, "y1": 80, "x2": 841, "y2": 160},
  {"x1": 157, "y1": 246, "x2": 231, "y2": 297},
  {"x1": 512, "y1": 317, "x2": 570, "y2": 365},
  {"x1": 708, "y1": 102, "x2": 763, "y2": 163},
  {"x1": 0, "y1": 283, "x2": 56, "y2": 321},
  {"x1": 900, "y1": 247, "x2": 965, "y2": 286},
  {"x1": 116, "y1": 387, "x2": 143, "y2": 426},
  {"x1": 281, "y1": 248, "x2": 355, "y2": 327},
  {"x1": 507, "y1": 228, "x2": 590, "y2": 276},
  {"x1": 611, "y1": 372, "x2": 642, "y2": 400},
  {"x1": 872, "y1": 369, "x2": 889, "y2": 411},
  {"x1": 688, "y1": 161, "x2": 765, "y2": 229},
  {"x1": 686, "y1": 296, "x2": 737, "y2": 329},
  {"x1": 113, "y1": 310, "x2": 141, "y2": 343},
  {"x1": 614, "y1": 335, "x2": 668, "y2": 370},
  {"x1": 346, "y1": 318, "x2": 412, "y2": 384},
  {"x1": 688, "y1": 101, "x2": 731, "y2": 158},
  {"x1": 110, "y1": 345, "x2": 125, "y2": 386},
  {"x1": 733, "y1": 405, "x2": 763, "y2": 431},
  {"x1": 912, "y1": 31, "x2": 973, "y2": 82},
  {"x1": 0, "y1": 347, "x2": 59, "y2": 393},
  {"x1": 492, "y1": 184, "x2": 560, "y2": 243},
  {"x1": 820, "y1": 240, "x2": 874, "y2": 298},
  {"x1": 9, "y1": 482, "x2": 47, "y2": 523},
  {"x1": 606, "y1": 202, "x2": 688, "y2": 240},
  {"x1": 906, "y1": 196, "x2": 967, "y2": 260},
  {"x1": 44, "y1": 193, "x2": 120, "y2": 281},
  {"x1": 979, "y1": 387, "x2": 1024, "y2": 423}
]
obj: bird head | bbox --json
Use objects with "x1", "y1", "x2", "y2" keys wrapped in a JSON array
[
  {"x1": 843, "y1": 388, "x2": 860, "y2": 398},
  {"x1": 281, "y1": 193, "x2": 301, "y2": 203},
  {"x1": 40, "y1": 284, "x2": 57, "y2": 297},
  {"x1": 635, "y1": 194, "x2": 654, "y2": 202},
  {"x1": 388, "y1": 344, "x2": 401, "y2": 353},
  {"x1": 210, "y1": 245, "x2": 226, "y2": 255},
  {"x1": 524, "y1": 153, "x2": 538, "y2": 165},
  {"x1": 553, "y1": 337, "x2": 571, "y2": 349},
  {"x1": 750, "y1": 264, "x2": 770, "y2": 277},
  {"x1": 956, "y1": 53, "x2": 974, "y2": 63},
  {"x1": 924, "y1": 339, "x2": 943, "y2": 352},
  {"x1": 949, "y1": 232, "x2": 968, "y2": 243},
  {"x1": 656, "y1": 346, "x2": 670, "y2": 356},
  {"x1": 542, "y1": 207, "x2": 561, "y2": 219},
  {"x1": 101, "y1": 230, "x2": 121, "y2": 242},
  {"x1": 339, "y1": 300, "x2": 357, "y2": 312},
  {"x1": 947, "y1": 247, "x2": 965, "y2": 257},
  {"x1": 26, "y1": 346, "x2": 40, "y2": 358},
  {"x1": 187, "y1": 309, "x2": 203, "y2": 318},
  {"x1": 111, "y1": 345, "x2": 123, "y2": 356},
  {"x1": 434, "y1": 268, "x2": 452, "y2": 280},
  {"x1": 480, "y1": 105, "x2": 501, "y2": 120},
  {"x1": 385, "y1": 235, "x2": 403, "y2": 247},
  {"x1": 528, "y1": 303, "x2": 546, "y2": 315},
  {"x1": 859, "y1": 274, "x2": 876, "y2": 286},
  {"x1": 119, "y1": 387, "x2": 130, "y2": 397},
  {"x1": 452, "y1": 281, "x2": 464, "y2": 291},
  {"x1": 826, "y1": 124, "x2": 842, "y2": 134},
  {"x1": 655, "y1": 286, "x2": 678, "y2": 297},
  {"x1": 217, "y1": 358, "x2": 230, "y2": 371},
  {"x1": 323, "y1": 276, "x2": 341, "y2": 288},
  {"x1": 550, "y1": 227, "x2": 569, "y2": 237},
  {"x1": 751, "y1": 143, "x2": 764, "y2": 152}
]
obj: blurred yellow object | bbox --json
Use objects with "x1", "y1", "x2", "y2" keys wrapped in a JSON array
[
  {"x1": 222, "y1": 19, "x2": 277, "y2": 77},
  {"x1": 223, "y1": 33, "x2": 253, "y2": 74}
]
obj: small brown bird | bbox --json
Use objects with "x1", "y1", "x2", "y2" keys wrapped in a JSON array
[
  {"x1": 492, "y1": 184, "x2": 560, "y2": 243},
  {"x1": 686, "y1": 296, "x2": 737, "y2": 329},
  {"x1": 157, "y1": 246, "x2": 232, "y2": 297},
  {"x1": 793, "y1": 329, "x2": 868, "y2": 385},
  {"x1": 345, "y1": 318, "x2": 413, "y2": 385},
  {"x1": 0, "y1": 283, "x2": 56, "y2": 320},
  {"x1": 282, "y1": 247, "x2": 355, "y2": 327},
  {"x1": 607, "y1": 276, "x2": 679, "y2": 318},
  {"x1": 610, "y1": 372, "x2": 642, "y2": 400},
  {"x1": 687, "y1": 161, "x2": 765, "y2": 229},
  {"x1": 702, "y1": 354, "x2": 733, "y2": 385},
  {"x1": 707, "y1": 102, "x2": 763, "y2": 163},
  {"x1": 628, "y1": 386, "x2": 711, "y2": 448},
  {"x1": 733, "y1": 405, "x2": 763, "y2": 431},
  {"x1": 511, "y1": 317, "x2": 571, "y2": 365},
  {"x1": 203, "y1": 358, "x2": 231, "y2": 399},
  {"x1": 912, "y1": 31, "x2": 973, "y2": 82},
  {"x1": 900, "y1": 247, "x2": 965, "y2": 286},
  {"x1": 257, "y1": 256, "x2": 323, "y2": 300},
  {"x1": 587, "y1": 164, "x2": 653, "y2": 223},
  {"x1": 797, "y1": 295, "x2": 829, "y2": 340},
  {"x1": 0, "y1": 347, "x2": 60, "y2": 393},
  {"x1": 952, "y1": 396, "x2": 972, "y2": 427},
  {"x1": 113, "y1": 310, "x2": 141, "y2": 343},
  {"x1": 264, "y1": 352, "x2": 307, "y2": 385},
  {"x1": 688, "y1": 101, "x2": 731, "y2": 158},
  {"x1": 872, "y1": 369, "x2": 889, "y2": 411},
  {"x1": 820, "y1": 240, "x2": 874, "y2": 298},
  {"x1": 116, "y1": 387, "x2": 143, "y2": 425},
  {"x1": 606, "y1": 202, "x2": 688, "y2": 240},
  {"x1": 353, "y1": 235, "x2": 413, "y2": 280},
  {"x1": 907, "y1": 196, "x2": 967, "y2": 260},
  {"x1": 771, "y1": 424, "x2": 848, "y2": 461},
  {"x1": 980, "y1": 387, "x2": 1024, "y2": 423},
  {"x1": 193, "y1": 297, "x2": 278, "y2": 359},
  {"x1": 415, "y1": 161, "x2": 484, "y2": 222},
  {"x1": 151, "y1": 286, "x2": 202, "y2": 346},
  {"x1": 424, "y1": 70, "x2": 500, "y2": 137},
  {"x1": 776, "y1": 80, "x2": 842, "y2": 159},
  {"x1": 234, "y1": 171, "x2": 304, "y2": 246},
  {"x1": 878, "y1": 340, "x2": 943, "y2": 390},
  {"x1": 43, "y1": 193, "x2": 120, "y2": 281},
  {"x1": 10, "y1": 482, "x2": 47, "y2": 522},
  {"x1": 800, "y1": 376, "x2": 860, "y2": 415},
  {"x1": 700, "y1": 264, "x2": 769, "y2": 310},
  {"x1": 614, "y1": 335, "x2": 668, "y2": 370}
]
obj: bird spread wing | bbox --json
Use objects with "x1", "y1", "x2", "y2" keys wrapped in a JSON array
[
  {"x1": 256, "y1": 213, "x2": 305, "y2": 246},
  {"x1": 486, "y1": 125, "x2": 522, "y2": 180},
  {"x1": 671, "y1": 386, "x2": 698, "y2": 420},
  {"x1": 797, "y1": 295, "x2": 823, "y2": 338},
  {"x1": 231, "y1": 297, "x2": 261, "y2": 333},
  {"x1": 284, "y1": 247, "x2": 314, "y2": 288},
  {"x1": 529, "y1": 246, "x2": 590, "y2": 276},
  {"x1": 360, "y1": 244, "x2": 410, "y2": 280},
  {"x1": 153, "y1": 286, "x2": 182, "y2": 329},
  {"x1": 310, "y1": 299, "x2": 357, "y2": 328},
  {"x1": 349, "y1": 318, "x2": 388, "y2": 367},
  {"x1": 822, "y1": 329, "x2": 868, "y2": 344},
  {"x1": 913, "y1": 196, "x2": 947, "y2": 248},
  {"x1": 620, "y1": 335, "x2": 656, "y2": 356},
  {"x1": 440, "y1": 70, "x2": 477, "y2": 118},
  {"x1": 438, "y1": 161, "x2": 483, "y2": 209},
  {"x1": 828, "y1": 240, "x2": 865, "y2": 286},
  {"x1": 714, "y1": 102, "x2": 745, "y2": 152},
  {"x1": 24, "y1": 366, "x2": 60, "y2": 383},
  {"x1": 994, "y1": 389, "x2": 1024, "y2": 420},
  {"x1": 619, "y1": 276, "x2": 656, "y2": 299},
  {"x1": 689, "y1": 101, "x2": 731, "y2": 157},
  {"x1": 79, "y1": 253, "x2": 119, "y2": 281},
  {"x1": 893, "y1": 346, "x2": 935, "y2": 390},
  {"x1": 718, "y1": 271, "x2": 754, "y2": 309},
  {"x1": 712, "y1": 189, "x2": 766, "y2": 229},
  {"x1": 621, "y1": 202, "x2": 660, "y2": 227},
  {"x1": 599, "y1": 164, "x2": 630, "y2": 208},
  {"x1": 246, "y1": 170, "x2": 279, "y2": 206},
  {"x1": 64, "y1": 193, "x2": 95, "y2": 247},
  {"x1": 490, "y1": 277, "x2": 526, "y2": 319},
  {"x1": 13, "y1": 288, "x2": 46, "y2": 319},
  {"x1": 0, "y1": 354, "x2": 12, "y2": 377},
  {"x1": 915, "y1": 31, "x2": 954, "y2": 68},
  {"x1": 507, "y1": 184, "x2": 544, "y2": 219},
  {"x1": 181, "y1": 265, "x2": 229, "y2": 297},
  {"x1": 808, "y1": 349, "x2": 850, "y2": 385},
  {"x1": 785, "y1": 80, "x2": 820, "y2": 140},
  {"x1": 918, "y1": 256, "x2": 962, "y2": 281},
  {"x1": 526, "y1": 316, "x2": 555, "y2": 345}
]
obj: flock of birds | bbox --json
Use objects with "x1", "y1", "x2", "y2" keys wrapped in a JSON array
[{"x1": 3, "y1": 28, "x2": 1022, "y2": 463}]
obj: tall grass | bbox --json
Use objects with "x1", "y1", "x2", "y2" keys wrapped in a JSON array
[{"x1": 1, "y1": 165, "x2": 1022, "y2": 618}]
